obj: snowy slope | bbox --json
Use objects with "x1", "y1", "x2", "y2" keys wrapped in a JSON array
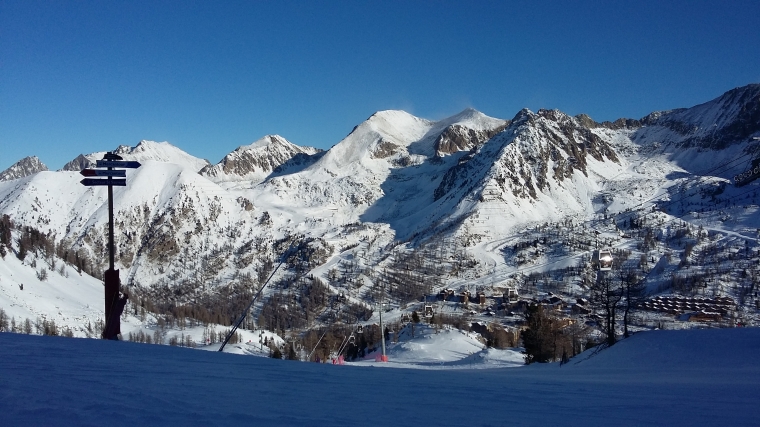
[
  {"x1": 200, "y1": 135, "x2": 321, "y2": 187},
  {"x1": 0, "y1": 84, "x2": 759, "y2": 347},
  {"x1": 61, "y1": 140, "x2": 210, "y2": 172},
  {"x1": 0, "y1": 156, "x2": 48, "y2": 182},
  {"x1": 1, "y1": 327, "x2": 758, "y2": 426},
  {"x1": 0, "y1": 253, "x2": 104, "y2": 335},
  {"x1": 636, "y1": 83, "x2": 760, "y2": 149}
]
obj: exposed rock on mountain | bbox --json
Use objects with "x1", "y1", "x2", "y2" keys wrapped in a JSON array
[
  {"x1": 200, "y1": 135, "x2": 321, "y2": 185},
  {"x1": 61, "y1": 141, "x2": 210, "y2": 173},
  {"x1": 434, "y1": 123, "x2": 509, "y2": 155},
  {"x1": 0, "y1": 84, "x2": 758, "y2": 325},
  {"x1": 0, "y1": 156, "x2": 48, "y2": 182},
  {"x1": 61, "y1": 154, "x2": 95, "y2": 172},
  {"x1": 635, "y1": 84, "x2": 760, "y2": 149}
]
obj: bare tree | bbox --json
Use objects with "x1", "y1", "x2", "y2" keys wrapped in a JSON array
[
  {"x1": 590, "y1": 272, "x2": 623, "y2": 347},
  {"x1": 620, "y1": 270, "x2": 647, "y2": 338}
]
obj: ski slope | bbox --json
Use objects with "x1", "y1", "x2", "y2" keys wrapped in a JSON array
[{"x1": 1, "y1": 327, "x2": 758, "y2": 426}]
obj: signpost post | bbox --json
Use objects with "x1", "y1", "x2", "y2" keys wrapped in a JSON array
[{"x1": 80, "y1": 152, "x2": 141, "y2": 339}]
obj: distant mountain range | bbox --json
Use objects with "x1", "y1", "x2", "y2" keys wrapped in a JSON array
[
  {"x1": 0, "y1": 156, "x2": 48, "y2": 182},
  {"x1": 1, "y1": 83, "x2": 758, "y2": 332}
]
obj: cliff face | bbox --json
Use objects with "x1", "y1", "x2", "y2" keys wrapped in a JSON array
[{"x1": 0, "y1": 156, "x2": 48, "y2": 182}]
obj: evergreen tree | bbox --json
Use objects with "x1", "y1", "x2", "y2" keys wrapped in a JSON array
[{"x1": 16, "y1": 238, "x2": 27, "y2": 261}]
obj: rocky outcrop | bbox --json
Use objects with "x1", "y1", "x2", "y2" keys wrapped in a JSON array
[
  {"x1": 0, "y1": 156, "x2": 48, "y2": 181},
  {"x1": 434, "y1": 123, "x2": 509, "y2": 156},
  {"x1": 201, "y1": 135, "x2": 321, "y2": 183},
  {"x1": 60, "y1": 154, "x2": 95, "y2": 172}
]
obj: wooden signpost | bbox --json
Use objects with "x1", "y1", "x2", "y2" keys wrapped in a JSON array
[{"x1": 80, "y1": 152, "x2": 141, "y2": 339}]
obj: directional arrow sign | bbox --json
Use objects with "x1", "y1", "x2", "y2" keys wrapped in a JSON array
[
  {"x1": 80, "y1": 178, "x2": 127, "y2": 186},
  {"x1": 80, "y1": 169, "x2": 126, "y2": 177},
  {"x1": 95, "y1": 160, "x2": 142, "y2": 169}
]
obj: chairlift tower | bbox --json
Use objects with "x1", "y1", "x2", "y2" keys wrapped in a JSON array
[{"x1": 378, "y1": 301, "x2": 388, "y2": 362}]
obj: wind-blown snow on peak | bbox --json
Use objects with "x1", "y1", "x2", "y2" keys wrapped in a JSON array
[
  {"x1": 0, "y1": 156, "x2": 49, "y2": 182},
  {"x1": 199, "y1": 135, "x2": 321, "y2": 185},
  {"x1": 441, "y1": 108, "x2": 507, "y2": 131},
  {"x1": 61, "y1": 141, "x2": 210, "y2": 173},
  {"x1": 311, "y1": 110, "x2": 433, "y2": 172},
  {"x1": 316, "y1": 108, "x2": 508, "y2": 172},
  {"x1": 121, "y1": 140, "x2": 211, "y2": 171},
  {"x1": 433, "y1": 109, "x2": 509, "y2": 156}
]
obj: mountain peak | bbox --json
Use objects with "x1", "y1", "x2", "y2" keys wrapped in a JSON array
[
  {"x1": 0, "y1": 156, "x2": 49, "y2": 182},
  {"x1": 200, "y1": 135, "x2": 321, "y2": 184},
  {"x1": 246, "y1": 135, "x2": 291, "y2": 150},
  {"x1": 637, "y1": 83, "x2": 760, "y2": 149},
  {"x1": 129, "y1": 140, "x2": 205, "y2": 164}
]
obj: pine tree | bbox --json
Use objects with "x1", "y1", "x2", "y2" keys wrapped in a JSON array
[{"x1": 16, "y1": 239, "x2": 27, "y2": 261}]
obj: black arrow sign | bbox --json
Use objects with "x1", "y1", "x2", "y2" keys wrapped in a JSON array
[
  {"x1": 80, "y1": 169, "x2": 126, "y2": 177},
  {"x1": 95, "y1": 160, "x2": 142, "y2": 169},
  {"x1": 80, "y1": 178, "x2": 126, "y2": 187}
]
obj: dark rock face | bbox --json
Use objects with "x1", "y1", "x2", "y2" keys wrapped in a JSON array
[
  {"x1": 638, "y1": 84, "x2": 760, "y2": 149},
  {"x1": 434, "y1": 123, "x2": 508, "y2": 156},
  {"x1": 61, "y1": 154, "x2": 95, "y2": 172},
  {"x1": 0, "y1": 156, "x2": 49, "y2": 181},
  {"x1": 200, "y1": 135, "x2": 321, "y2": 180},
  {"x1": 434, "y1": 109, "x2": 621, "y2": 202}
]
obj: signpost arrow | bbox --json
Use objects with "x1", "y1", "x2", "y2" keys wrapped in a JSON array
[
  {"x1": 78, "y1": 151, "x2": 142, "y2": 340},
  {"x1": 80, "y1": 169, "x2": 126, "y2": 177},
  {"x1": 95, "y1": 160, "x2": 142, "y2": 169},
  {"x1": 80, "y1": 178, "x2": 126, "y2": 186}
]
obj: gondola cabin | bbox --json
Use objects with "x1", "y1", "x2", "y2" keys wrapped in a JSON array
[
  {"x1": 598, "y1": 249, "x2": 614, "y2": 271},
  {"x1": 423, "y1": 304, "x2": 434, "y2": 317}
]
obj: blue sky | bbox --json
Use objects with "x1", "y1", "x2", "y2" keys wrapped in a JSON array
[{"x1": 2, "y1": 1, "x2": 759, "y2": 170}]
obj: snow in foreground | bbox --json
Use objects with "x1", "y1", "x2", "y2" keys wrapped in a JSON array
[{"x1": 1, "y1": 328, "x2": 759, "y2": 426}]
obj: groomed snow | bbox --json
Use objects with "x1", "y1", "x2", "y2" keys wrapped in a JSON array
[{"x1": 1, "y1": 327, "x2": 758, "y2": 426}]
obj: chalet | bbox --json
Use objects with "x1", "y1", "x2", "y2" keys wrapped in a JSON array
[
  {"x1": 688, "y1": 311, "x2": 722, "y2": 322},
  {"x1": 504, "y1": 288, "x2": 519, "y2": 303},
  {"x1": 571, "y1": 304, "x2": 591, "y2": 315},
  {"x1": 461, "y1": 291, "x2": 470, "y2": 305}
]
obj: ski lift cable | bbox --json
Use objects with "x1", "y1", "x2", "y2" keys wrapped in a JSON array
[
  {"x1": 307, "y1": 327, "x2": 331, "y2": 361},
  {"x1": 337, "y1": 333, "x2": 352, "y2": 356},
  {"x1": 647, "y1": 153, "x2": 755, "y2": 207},
  {"x1": 218, "y1": 247, "x2": 292, "y2": 352}
]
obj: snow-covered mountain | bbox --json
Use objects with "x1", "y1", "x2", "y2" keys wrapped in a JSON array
[
  {"x1": 0, "y1": 156, "x2": 48, "y2": 182},
  {"x1": 60, "y1": 140, "x2": 211, "y2": 172},
  {"x1": 1, "y1": 84, "x2": 759, "y2": 345},
  {"x1": 635, "y1": 83, "x2": 760, "y2": 149},
  {"x1": 200, "y1": 135, "x2": 322, "y2": 186}
]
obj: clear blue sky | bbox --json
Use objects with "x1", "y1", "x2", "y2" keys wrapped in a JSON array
[{"x1": 2, "y1": 0, "x2": 759, "y2": 170}]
